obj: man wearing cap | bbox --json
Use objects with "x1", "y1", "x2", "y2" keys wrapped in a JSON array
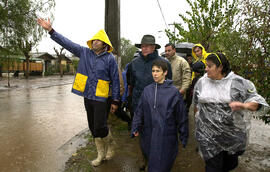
[
  {"x1": 128, "y1": 34, "x2": 172, "y2": 170},
  {"x1": 37, "y1": 18, "x2": 120, "y2": 167}
]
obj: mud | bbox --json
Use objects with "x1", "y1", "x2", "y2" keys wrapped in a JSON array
[
  {"x1": 64, "y1": 108, "x2": 270, "y2": 172},
  {"x1": 65, "y1": 105, "x2": 270, "y2": 172}
]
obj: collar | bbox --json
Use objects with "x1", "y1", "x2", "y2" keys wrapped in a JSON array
[{"x1": 139, "y1": 50, "x2": 159, "y2": 61}]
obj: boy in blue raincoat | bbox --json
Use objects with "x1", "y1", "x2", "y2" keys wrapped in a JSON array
[
  {"x1": 37, "y1": 18, "x2": 120, "y2": 167},
  {"x1": 132, "y1": 60, "x2": 189, "y2": 172}
]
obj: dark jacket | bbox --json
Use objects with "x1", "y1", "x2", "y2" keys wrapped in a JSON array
[
  {"x1": 50, "y1": 30, "x2": 120, "y2": 102},
  {"x1": 132, "y1": 80, "x2": 189, "y2": 172},
  {"x1": 121, "y1": 63, "x2": 129, "y2": 102},
  {"x1": 128, "y1": 51, "x2": 172, "y2": 110}
]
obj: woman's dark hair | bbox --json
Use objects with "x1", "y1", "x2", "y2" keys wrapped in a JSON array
[
  {"x1": 206, "y1": 53, "x2": 231, "y2": 76},
  {"x1": 192, "y1": 61, "x2": 205, "y2": 74},
  {"x1": 152, "y1": 59, "x2": 168, "y2": 72}
]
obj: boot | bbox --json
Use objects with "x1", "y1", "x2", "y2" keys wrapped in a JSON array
[
  {"x1": 91, "y1": 138, "x2": 105, "y2": 167},
  {"x1": 104, "y1": 131, "x2": 116, "y2": 160}
]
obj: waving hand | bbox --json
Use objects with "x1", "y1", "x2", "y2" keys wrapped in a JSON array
[{"x1": 37, "y1": 18, "x2": 52, "y2": 32}]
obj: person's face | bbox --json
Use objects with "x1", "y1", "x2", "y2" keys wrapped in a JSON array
[
  {"x1": 205, "y1": 60, "x2": 223, "y2": 80},
  {"x1": 152, "y1": 66, "x2": 167, "y2": 84},
  {"x1": 187, "y1": 56, "x2": 193, "y2": 64},
  {"x1": 141, "y1": 44, "x2": 155, "y2": 57},
  {"x1": 92, "y1": 39, "x2": 105, "y2": 54},
  {"x1": 165, "y1": 46, "x2": 176, "y2": 59},
  {"x1": 194, "y1": 47, "x2": 203, "y2": 58}
]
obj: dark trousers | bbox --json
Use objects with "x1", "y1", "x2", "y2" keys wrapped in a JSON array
[
  {"x1": 116, "y1": 107, "x2": 131, "y2": 123},
  {"x1": 84, "y1": 98, "x2": 108, "y2": 138},
  {"x1": 127, "y1": 96, "x2": 134, "y2": 121},
  {"x1": 107, "y1": 97, "x2": 131, "y2": 124},
  {"x1": 205, "y1": 151, "x2": 244, "y2": 172}
]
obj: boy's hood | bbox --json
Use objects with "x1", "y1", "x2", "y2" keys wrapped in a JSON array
[{"x1": 87, "y1": 29, "x2": 113, "y2": 53}]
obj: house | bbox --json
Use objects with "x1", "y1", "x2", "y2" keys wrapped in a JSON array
[{"x1": 31, "y1": 52, "x2": 55, "y2": 73}]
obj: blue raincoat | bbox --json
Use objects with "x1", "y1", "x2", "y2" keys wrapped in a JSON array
[
  {"x1": 49, "y1": 30, "x2": 120, "y2": 102},
  {"x1": 129, "y1": 51, "x2": 172, "y2": 110},
  {"x1": 132, "y1": 80, "x2": 189, "y2": 172}
]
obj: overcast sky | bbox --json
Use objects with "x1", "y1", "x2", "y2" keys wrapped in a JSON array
[{"x1": 35, "y1": 0, "x2": 190, "y2": 55}]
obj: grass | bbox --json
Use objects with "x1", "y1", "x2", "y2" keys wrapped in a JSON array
[{"x1": 64, "y1": 113, "x2": 129, "y2": 172}]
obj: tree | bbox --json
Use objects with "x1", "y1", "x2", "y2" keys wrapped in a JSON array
[
  {"x1": 238, "y1": 0, "x2": 270, "y2": 124},
  {"x1": 120, "y1": 38, "x2": 138, "y2": 69},
  {"x1": 167, "y1": 0, "x2": 270, "y2": 123},
  {"x1": 166, "y1": 0, "x2": 239, "y2": 51},
  {"x1": 0, "y1": 0, "x2": 55, "y2": 81},
  {"x1": 54, "y1": 47, "x2": 66, "y2": 77}
]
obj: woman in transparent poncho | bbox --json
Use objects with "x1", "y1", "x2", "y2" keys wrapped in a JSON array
[{"x1": 193, "y1": 53, "x2": 269, "y2": 172}]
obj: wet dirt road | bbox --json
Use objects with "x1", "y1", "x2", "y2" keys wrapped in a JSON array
[{"x1": 0, "y1": 76, "x2": 88, "y2": 172}]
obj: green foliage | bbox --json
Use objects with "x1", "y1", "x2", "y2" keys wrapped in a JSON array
[
  {"x1": 170, "y1": 0, "x2": 270, "y2": 123},
  {"x1": 44, "y1": 65, "x2": 56, "y2": 76},
  {"x1": 166, "y1": 0, "x2": 239, "y2": 51},
  {"x1": 0, "y1": 0, "x2": 55, "y2": 53},
  {"x1": 120, "y1": 38, "x2": 138, "y2": 70},
  {"x1": 0, "y1": 0, "x2": 55, "y2": 79},
  {"x1": 238, "y1": 0, "x2": 270, "y2": 123},
  {"x1": 224, "y1": 0, "x2": 270, "y2": 124}
]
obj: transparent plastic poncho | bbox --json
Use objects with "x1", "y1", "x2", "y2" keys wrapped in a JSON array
[{"x1": 193, "y1": 72, "x2": 269, "y2": 160}]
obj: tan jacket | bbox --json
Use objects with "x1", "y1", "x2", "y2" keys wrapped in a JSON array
[{"x1": 168, "y1": 54, "x2": 191, "y2": 97}]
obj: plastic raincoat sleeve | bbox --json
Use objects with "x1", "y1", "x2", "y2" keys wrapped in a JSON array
[
  {"x1": 175, "y1": 92, "x2": 189, "y2": 146},
  {"x1": 242, "y1": 79, "x2": 270, "y2": 114},
  {"x1": 131, "y1": 91, "x2": 145, "y2": 135},
  {"x1": 50, "y1": 31, "x2": 84, "y2": 57},
  {"x1": 109, "y1": 58, "x2": 120, "y2": 101}
]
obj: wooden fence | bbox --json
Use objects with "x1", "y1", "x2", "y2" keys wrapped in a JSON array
[{"x1": 1, "y1": 61, "x2": 43, "y2": 72}]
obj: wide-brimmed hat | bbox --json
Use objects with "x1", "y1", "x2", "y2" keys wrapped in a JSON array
[{"x1": 135, "y1": 35, "x2": 161, "y2": 49}]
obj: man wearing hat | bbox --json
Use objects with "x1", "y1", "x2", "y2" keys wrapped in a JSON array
[
  {"x1": 128, "y1": 34, "x2": 172, "y2": 170},
  {"x1": 37, "y1": 18, "x2": 120, "y2": 167}
]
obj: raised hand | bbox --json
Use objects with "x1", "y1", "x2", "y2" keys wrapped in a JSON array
[{"x1": 37, "y1": 18, "x2": 52, "y2": 32}]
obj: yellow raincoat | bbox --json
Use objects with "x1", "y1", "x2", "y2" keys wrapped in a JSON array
[{"x1": 191, "y1": 43, "x2": 210, "y2": 79}]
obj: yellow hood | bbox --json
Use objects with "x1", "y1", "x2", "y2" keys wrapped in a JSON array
[
  {"x1": 87, "y1": 29, "x2": 113, "y2": 53},
  {"x1": 192, "y1": 43, "x2": 210, "y2": 64}
]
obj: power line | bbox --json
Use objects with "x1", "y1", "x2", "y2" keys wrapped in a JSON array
[{"x1": 156, "y1": 0, "x2": 169, "y2": 30}]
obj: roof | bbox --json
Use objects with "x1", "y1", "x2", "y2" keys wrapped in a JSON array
[
  {"x1": 0, "y1": 54, "x2": 42, "y2": 61},
  {"x1": 30, "y1": 52, "x2": 55, "y2": 61}
]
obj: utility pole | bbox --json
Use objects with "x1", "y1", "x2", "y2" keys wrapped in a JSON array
[
  {"x1": 105, "y1": 0, "x2": 121, "y2": 65},
  {"x1": 168, "y1": 22, "x2": 181, "y2": 44}
]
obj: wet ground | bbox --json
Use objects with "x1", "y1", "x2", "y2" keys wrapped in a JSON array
[
  {"x1": 1, "y1": 75, "x2": 270, "y2": 172},
  {"x1": 0, "y1": 75, "x2": 88, "y2": 172},
  {"x1": 65, "y1": 107, "x2": 270, "y2": 172}
]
